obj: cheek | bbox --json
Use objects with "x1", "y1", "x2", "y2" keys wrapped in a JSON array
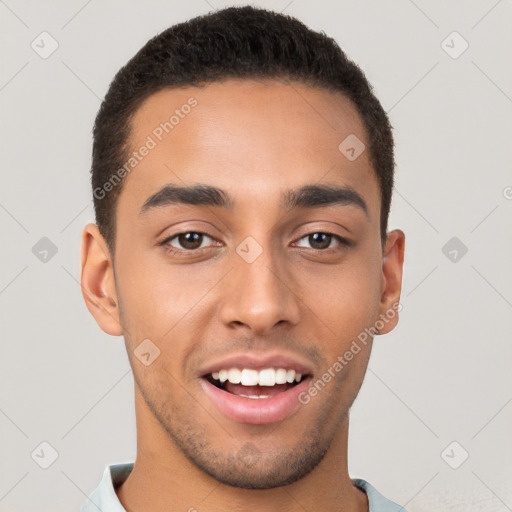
[
  {"x1": 114, "y1": 247, "x2": 191, "y2": 333},
  {"x1": 298, "y1": 256, "x2": 382, "y2": 345},
  {"x1": 114, "y1": 250, "x2": 222, "y2": 374}
]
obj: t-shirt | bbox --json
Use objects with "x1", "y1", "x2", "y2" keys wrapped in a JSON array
[{"x1": 81, "y1": 462, "x2": 408, "y2": 511}]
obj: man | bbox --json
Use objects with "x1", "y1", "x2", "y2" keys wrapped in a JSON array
[{"x1": 80, "y1": 5, "x2": 406, "y2": 511}]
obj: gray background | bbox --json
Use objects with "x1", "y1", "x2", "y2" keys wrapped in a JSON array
[{"x1": 1, "y1": 0, "x2": 511, "y2": 510}]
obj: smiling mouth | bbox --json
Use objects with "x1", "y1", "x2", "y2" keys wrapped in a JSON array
[{"x1": 204, "y1": 367, "x2": 310, "y2": 399}]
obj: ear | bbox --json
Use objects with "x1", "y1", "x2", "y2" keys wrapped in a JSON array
[
  {"x1": 80, "y1": 223, "x2": 123, "y2": 336},
  {"x1": 376, "y1": 229, "x2": 405, "y2": 335}
]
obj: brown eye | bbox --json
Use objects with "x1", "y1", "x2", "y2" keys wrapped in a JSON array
[
  {"x1": 308, "y1": 233, "x2": 332, "y2": 250},
  {"x1": 163, "y1": 232, "x2": 214, "y2": 251},
  {"x1": 176, "y1": 232, "x2": 203, "y2": 250},
  {"x1": 295, "y1": 232, "x2": 349, "y2": 251}
]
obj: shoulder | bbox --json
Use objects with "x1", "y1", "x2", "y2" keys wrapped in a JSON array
[
  {"x1": 80, "y1": 462, "x2": 134, "y2": 512},
  {"x1": 352, "y1": 478, "x2": 408, "y2": 512}
]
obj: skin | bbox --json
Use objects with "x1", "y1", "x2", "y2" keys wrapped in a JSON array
[{"x1": 81, "y1": 78, "x2": 405, "y2": 512}]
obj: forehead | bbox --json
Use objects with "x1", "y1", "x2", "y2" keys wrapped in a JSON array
[{"x1": 118, "y1": 79, "x2": 380, "y2": 221}]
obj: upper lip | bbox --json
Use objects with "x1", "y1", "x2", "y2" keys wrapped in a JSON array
[{"x1": 199, "y1": 351, "x2": 314, "y2": 377}]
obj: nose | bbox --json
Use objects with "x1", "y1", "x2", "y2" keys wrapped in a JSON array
[{"x1": 219, "y1": 241, "x2": 301, "y2": 336}]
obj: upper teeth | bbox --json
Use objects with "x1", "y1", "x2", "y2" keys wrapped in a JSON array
[{"x1": 211, "y1": 368, "x2": 302, "y2": 386}]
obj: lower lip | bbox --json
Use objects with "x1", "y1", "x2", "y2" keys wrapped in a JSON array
[{"x1": 200, "y1": 377, "x2": 311, "y2": 425}]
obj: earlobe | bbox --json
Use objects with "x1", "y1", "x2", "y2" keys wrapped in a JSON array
[
  {"x1": 80, "y1": 223, "x2": 123, "y2": 336},
  {"x1": 377, "y1": 229, "x2": 405, "y2": 335}
]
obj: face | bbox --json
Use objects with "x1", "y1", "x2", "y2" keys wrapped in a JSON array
[{"x1": 82, "y1": 78, "x2": 404, "y2": 489}]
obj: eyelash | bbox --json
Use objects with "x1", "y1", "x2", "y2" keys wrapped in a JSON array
[{"x1": 159, "y1": 230, "x2": 351, "y2": 256}]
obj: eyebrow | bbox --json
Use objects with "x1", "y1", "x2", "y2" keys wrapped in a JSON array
[{"x1": 139, "y1": 182, "x2": 368, "y2": 217}]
